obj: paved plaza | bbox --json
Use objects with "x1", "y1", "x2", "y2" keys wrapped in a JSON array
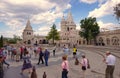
[{"x1": 3, "y1": 46, "x2": 120, "y2": 78}]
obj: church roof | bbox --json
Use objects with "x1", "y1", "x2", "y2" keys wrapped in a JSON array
[
  {"x1": 66, "y1": 12, "x2": 74, "y2": 22},
  {"x1": 61, "y1": 15, "x2": 65, "y2": 21},
  {"x1": 24, "y1": 19, "x2": 33, "y2": 31}
]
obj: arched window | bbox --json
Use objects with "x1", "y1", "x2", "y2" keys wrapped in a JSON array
[
  {"x1": 29, "y1": 32, "x2": 31, "y2": 35},
  {"x1": 39, "y1": 40, "x2": 42, "y2": 44},
  {"x1": 28, "y1": 40, "x2": 31, "y2": 44},
  {"x1": 79, "y1": 40, "x2": 81, "y2": 45},
  {"x1": 111, "y1": 36, "x2": 119, "y2": 45},
  {"x1": 106, "y1": 38, "x2": 110, "y2": 45},
  {"x1": 98, "y1": 37, "x2": 104, "y2": 46},
  {"x1": 42, "y1": 39, "x2": 46, "y2": 44},
  {"x1": 67, "y1": 27, "x2": 69, "y2": 31}
]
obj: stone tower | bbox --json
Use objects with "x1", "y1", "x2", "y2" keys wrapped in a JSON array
[
  {"x1": 60, "y1": 12, "x2": 78, "y2": 47},
  {"x1": 23, "y1": 19, "x2": 34, "y2": 44}
]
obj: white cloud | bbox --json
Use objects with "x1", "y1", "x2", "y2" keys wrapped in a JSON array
[
  {"x1": 76, "y1": 24, "x2": 80, "y2": 30},
  {"x1": 6, "y1": 19, "x2": 23, "y2": 30},
  {"x1": 97, "y1": 20, "x2": 119, "y2": 31},
  {"x1": 0, "y1": 29, "x2": 24, "y2": 38},
  {"x1": 80, "y1": 0, "x2": 97, "y2": 4},
  {"x1": 0, "y1": 0, "x2": 71, "y2": 37},
  {"x1": 80, "y1": 0, "x2": 108, "y2": 5},
  {"x1": 4, "y1": 0, "x2": 56, "y2": 10},
  {"x1": 31, "y1": 11, "x2": 63, "y2": 24},
  {"x1": 88, "y1": 0, "x2": 120, "y2": 18},
  {"x1": 34, "y1": 26, "x2": 51, "y2": 36}
]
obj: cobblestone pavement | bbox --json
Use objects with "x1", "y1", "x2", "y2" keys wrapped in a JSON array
[{"x1": 3, "y1": 46, "x2": 120, "y2": 78}]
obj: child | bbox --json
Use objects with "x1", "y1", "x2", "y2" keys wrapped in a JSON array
[
  {"x1": 75, "y1": 58, "x2": 79, "y2": 65},
  {"x1": 31, "y1": 66, "x2": 37, "y2": 78},
  {"x1": 43, "y1": 72, "x2": 47, "y2": 78}
]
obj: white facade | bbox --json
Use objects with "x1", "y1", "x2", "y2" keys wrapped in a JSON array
[
  {"x1": 59, "y1": 12, "x2": 81, "y2": 47},
  {"x1": 22, "y1": 19, "x2": 34, "y2": 44},
  {"x1": 22, "y1": 12, "x2": 120, "y2": 47},
  {"x1": 22, "y1": 19, "x2": 47, "y2": 45}
]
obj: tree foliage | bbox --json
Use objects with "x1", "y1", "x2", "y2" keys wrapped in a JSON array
[
  {"x1": 5, "y1": 35, "x2": 22, "y2": 44},
  {"x1": 79, "y1": 17, "x2": 100, "y2": 44},
  {"x1": 114, "y1": 3, "x2": 120, "y2": 22},
  {"x1": 46, "y1": 24, "x2": 60, "y2": 45}
]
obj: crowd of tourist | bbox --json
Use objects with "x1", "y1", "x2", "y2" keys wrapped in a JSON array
[{"x1": 0, "y1": 44, "x2": 116, "y2": 78}]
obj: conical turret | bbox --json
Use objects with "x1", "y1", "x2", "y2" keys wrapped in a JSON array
[
  {"x1": 66, "y1": 12, "x2": 74, "y2": 23},
  {"x1": 22, "y1": 19, "x2": 34, "y2": 44},
  {"x1": 61, "y1": 15, "x2": 65, "y2": 22},
  {"x1": 25, "y1": 19, "x2": 33, "y2": 31}
]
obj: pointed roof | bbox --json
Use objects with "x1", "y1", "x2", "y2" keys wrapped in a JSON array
[
  {"x1": 66, "y1": 12, "x2": 73, "y2": 22},
  {"x1": 24, "y1": 19, "x2": 33, "y2": 31},
  {"x1": 61, "y1": 15, "x2": 65, "y2": 21}
]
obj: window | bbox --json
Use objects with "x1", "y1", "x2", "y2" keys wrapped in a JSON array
[{"x1": 111, "y1": 36, "x2": 119, "y2": 45}]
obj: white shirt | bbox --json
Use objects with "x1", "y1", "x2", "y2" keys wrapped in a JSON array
[
  {"x1": 63, "y1": 48, "x2": 69, "y2": 55},
  {"x1": 106, "y1": 54, "x2": 116, "y2": 65}
]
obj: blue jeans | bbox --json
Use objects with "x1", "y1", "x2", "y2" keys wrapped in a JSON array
[
  {"x1": 62, "y1": 69, "x2": 68, "y2": 78},
  {"x1": 44, "y1": 57, "x2": 48, "y2": 66}
]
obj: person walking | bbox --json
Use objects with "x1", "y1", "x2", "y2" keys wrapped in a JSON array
[
  {"x1": 16, "y1": 46, "x2": 20, "y2": 62},
  {"x1": 104, "y1": 51, "x2": 116, "y2": 78},
  {"x1": 80, "y1": 54, "x2": 89, "y2": 78},
  {"x1": 43, "y1": 48, "x2": 50, "y2": 66},
  {"x1": 0, "y1": 54, "x2": 4, "y2": 78},
  {"x1": 20, "y1": 51, "x2": 32, "y2": 75},
  {"x1": 72, "y1": 46, "x2": 77, "y2": 58},
  {"x1": 63, "y1": 46, "x2": 69, "y2": 56},
  {"x1": 53, "y1": 46, "x2": 56, "y2": 56},
  {"x1": 61, "y1": 55, "x2": 69, "y2": 78},
  {"x1": 20, "y1": 46, "x2": 24, "y2": 60},
  {"x1": 2, "y1": 48, "x2": 10, "y2": 68},
  {"x1": 37, "y1": 49, "x2": 44, "y2": 65}
]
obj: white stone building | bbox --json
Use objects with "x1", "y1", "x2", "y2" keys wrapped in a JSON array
[
  {"x1": 59, "y1": 12, "x2": 81, "y2": 47},
  {"x1": 22, "y1": 12, "x2": 120, "y2": 47},
  {"x1": 22, "y1": 19, "x2": 48, "y2": 45}
]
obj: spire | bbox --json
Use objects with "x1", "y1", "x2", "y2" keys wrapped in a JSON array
[
  {"x1": 25, "y1": 19, "x2": 33, "y2": 31},
  {"x1": 66, "y1": 11, "x2": 73, "y2": 22},
  {"x1": 61, "y1": 14, "x2": 65, "y2": 21}
]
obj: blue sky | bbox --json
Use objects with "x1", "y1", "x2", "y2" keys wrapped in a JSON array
[{"x1": 0, "y1": 0, "x2": 120, "y2": 38}]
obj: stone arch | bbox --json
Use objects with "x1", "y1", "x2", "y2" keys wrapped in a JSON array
[
  {"x1": 98, "y1": 37, "x2": 104, "y2": 46},
  {"x1": 42, "y1": 39, "x2": 46, "y2": 44},
  {"x1": 106, "y1": 38, "x2": 110, "y2": 45},
  {"x1": 39, "y1": 40, "x2": 42, "y2": 44},
  {"x1": 28, "y1": 40, "x2": 31, "y2": 44},
  {"x1": 111, "y1": 36, "x2": 119, "y2": 45},
  {"x1": 67, "y1": 27, "x2": 69, "y2": 31},
  {"x1": 83, "y1": 40, "x2": 86, "y2": 45},
  {"x1": 79, "y1": 40, "x2": 81, "y2": 45}
]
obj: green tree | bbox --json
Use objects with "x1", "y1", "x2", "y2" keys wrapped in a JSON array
[
  {"x1": 0, "y1": 35, "x2": 3, "y2": 48},
  {"x1": 46, "y1": 24, "x2": 60, "y2": 45},
  {"x1": 13, "y1": 35, "x2": 21, "y2": 42},
  {"x1": 114, "y1": 3, "x2": 120, "y2": 23},
  {"x1": 79, "y1": 17, "x2": 100, "y2": 45},
  {"x1": 5, "y1": 35, "x2": 22, "y2": 44}
]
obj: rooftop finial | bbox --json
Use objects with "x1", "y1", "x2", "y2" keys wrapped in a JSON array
[
  {"x1": 67, "y1": 11, "x2": 73, "y2": 22},
  {"x1": 61, "y1": 13, "x2": 65, "y2": 21}
]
